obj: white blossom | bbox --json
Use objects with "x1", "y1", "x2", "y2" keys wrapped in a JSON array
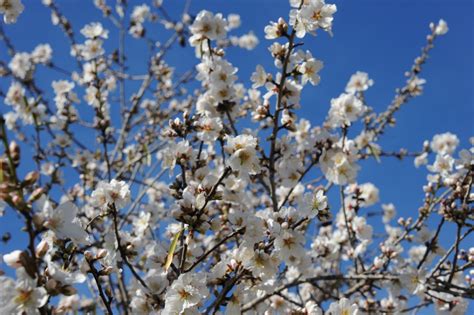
[
  {"x1": 91, "y1": 179, "x2": 131, "y2": 209},
  {"x1": 326, "y1": 298, "x2": 358, "y2": 315},
  {"x1": 433, "y1": 19, "x2": 449, "y2": 36},
  {"x1": 289, "y1": 0, "x2": 337, "y2": 38},
  {"x1": 345, "y1": 71, "x2": 373, "y2": 94},
  {"x1": 300, "y1": 57, "x2": 323, "y2": 85},
  {"x1": 0, "y1": 0, "x2": 24, "y2": 23},
  {"x1": 431, "y1": 132, "x2": 459, "y2": 155},
  {"x1": 0, "y1": 268, "x2": 48, "y2": 314},
  {"x1": 43, "y1": 201, "x2": 90, "y2": 245},
  {"x1": 9, "y1": 52, "x2": 32, "y2": 79},
  {"x1": 163, "y1": 273, "x2": 209, "y2": 314},
  {"x1": 327, "y1": 93, "x2": 366, "y2": 128},
  {"x1": 31, "y1": 44, "x2": 53, "y2": 64},
  {"x1": 320, "y1": 147, "x2": 360, "y2": 185}
]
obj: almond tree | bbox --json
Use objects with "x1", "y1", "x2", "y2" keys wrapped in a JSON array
[{"x1": 0, "y1": 1, "x2": 472, "y2": 314}]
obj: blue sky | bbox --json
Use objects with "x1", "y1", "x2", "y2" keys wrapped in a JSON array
[{"x1": 1, "y1": 0, "x2": 473, "y2": 312}]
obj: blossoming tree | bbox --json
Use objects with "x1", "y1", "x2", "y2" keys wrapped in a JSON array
[{"x1": 0, "y1": 0, "x2": 472, "y2": 314}]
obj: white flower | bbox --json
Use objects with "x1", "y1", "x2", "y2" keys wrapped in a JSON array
[
  {"x1": 227, "y1": 13, "x2": 241, "y2": 30},
  {"x1": 326, "y1": 298, "x2": 358, "y2": 315},
  {"x1": 400, "y1": 268, "x2": 427, "y2": 296},
  {"x1": 52, "y1": 80, "x2": 75, "y2": 96},
  {"x1": 278, "y1": 157, "x2": 302, "y2": 187},
  {"x1": 327, "y1": 93, "x2": 366, "y2": 128},
  {"x1": 225, "y1": 284, "x2": 244, "y2": 314},
  {"x1": 3, "y1": 250, "x2": 23, "y2": 268},
  {"x1": 9, "y1": 52, "x2": 32, "y2": 79},
  {"x1": 43, "y1": 201, "x2": 90, "y2": 245},
  {"x1": 414, "y1": 152, "x2": 428, "y2": 168},
  {"x1": 300, "y1": 58, "x2": 323, "y2": 85},
  {"x1": 432, "y1": 292, "x2": 468, "y2": 315},
  {"x1": 290, "y1": 0, "x2": 337, "y2": 38},
  {"x1": 352, "y1": 216, "x2": 373, "y2": 241},
  {"x1": 427, "y1": 154, "x2": 454, "y2": 176},
  {"x1": 106, "y1": 179, "x2": 131, "y2": 208},
  {"x1": 302, "y1": 189, "x2": 327, "y2": 218},
  {"x1": 382, "y1": 203, "x2": 396, "y2": 223},
  {"x1": 81, "y1": 39, "x2": 105, "y2": 60},
  {"x1": 303, "y1": 301, "x2": 323, "y2": 315},
  {"x1": 163, "y1": 273, "x2": 209, "y2": 314},
  {"x1": 225, "y1": 134, "x2": 261, "y2": 177},
  {"x1": 430, "y1": 132, "x2": 459, "y2": 155},
  {"x1": 158, "y1": 140, "x2": 193, "y2": 172},
  {"x1": 47, "y1": 260, "x2": 86, "y2": 285},
  {"x1": 131, "y1": 4, "x2": 150, "y2": 23},
  {"x1": 31, "y1": 44, "x2": 53, "y2": 64},
  {"x1": 373, "y1": 256, "x2": 385, "y2": 269},
  {"x1": 251, "y1": 65, "x2": 267, "y2": 88},
  {"x1": 0, "y1": 0, "x2": 24, "y2": 23},
  {"x1": 274, "y1": 229, "x2": 305, "y2": 263},
  {"x1": 241, "y1": 247, "x2": 278, "y2": 280},
  {"x1": 320, "y1": 147, "x2": 360, "y2": 185},
  {"x1": 81, "y1": 22, "x2": 109, "y2": 39},
  {"x1": 433, "y1": 19, "x2": 449, "y2": 35},
  {"x1": 133, "y1": 211, "x2": 151, "y2": 237},
  {"x1": 91, "y1": 179, "x2": 131, "y2": 209},
  {"x1": 56, "y1": 295, "x2": 80, "y2": 314},
  {"x1": 282, "y1": 79, "x2": 303, "y2": 106},
  {"x1": 235, "y1": 31, "x2": 259, "y2": 50},
  {"x1": 406, "y1": 76, "x2": 426, "y2": 96},
  {"x1": 90, "y1": 180, "x2": 108, "y2": 209},
  {"x1": 189, "y1": 10, "x2": 227, "y2": 47},
  {"x1": 345, "y1": 71, "x2": 373, "y2": 94},
  {"x1": 0, "y1": 268, "x2": 48, "y2": 315},
  {"x1": 455, "y1": 149, "x2": 473, "y2": 171},
  {"x1": 5, "y1": 81, "x2": 26, "y2": 106},
  {"x1": 145, "y1": 269, "x2": 169, "y2": 294},
  {"x1": 358, "y1": 182, "x2": 379, "y2": 207},
  {"x1": 195, "y1": 116, "x2": 222, "y2": 142},
  {"x1": 264, "y1": 18, "x2": 287, "y2": 39}
]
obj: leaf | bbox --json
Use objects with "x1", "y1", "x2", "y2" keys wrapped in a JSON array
[
  {"x1": 368, "y1": 145, "x2": 381, "y2": 163},
  {"x1": 164, "y1": 228, "x2": 182, "y2": 272},
  {"x1": 144, "y1": 143, "x2": 151, "y2": 166}
]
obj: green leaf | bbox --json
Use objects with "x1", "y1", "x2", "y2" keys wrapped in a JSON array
[
  {"x1": 368, "y1": 145, "x2": 381, "y2": 163},
  {"x1": 164, "y1": 228, "x2": 182, "y2": 272},
  {"x1": 144, "y1": 143, "x2": 151, "y2": 166}
]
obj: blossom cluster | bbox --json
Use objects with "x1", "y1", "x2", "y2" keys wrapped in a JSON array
[{"x1": 0, "y1": 1, "x2": 472, "y2": 315}]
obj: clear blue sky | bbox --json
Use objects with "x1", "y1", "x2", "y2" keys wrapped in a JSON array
[{"x1": 1, "y1": 0, "x2": 473, "y2": 312}]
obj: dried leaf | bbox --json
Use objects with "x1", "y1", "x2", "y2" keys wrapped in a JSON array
[{"x1": 164, "y1": 228, "x2": 182, "y2": 272}]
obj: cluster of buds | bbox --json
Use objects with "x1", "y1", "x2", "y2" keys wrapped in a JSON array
[{"x1": 1, "y1": 140, "x2": 43, "y2": 210}]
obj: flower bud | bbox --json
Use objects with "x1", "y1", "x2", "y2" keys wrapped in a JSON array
[
  {"x1": 29, "y1": 187, "x2": 45, "y2": 202},
  {"x1": 36, "y1": 240, "x2": 49, "y2": 257},
  {"x1": 96, "y1": 249, "x2": 108, "y2": 259},
  {"x1": 9, "y1": 141, "x2": 20, "y2": 165},
  {"x1": 23, "y1": 171, "x2": 39, "y2": 186},
  {"x1": 3, "y1": 250, "x2": 23, "y2": 268}
]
